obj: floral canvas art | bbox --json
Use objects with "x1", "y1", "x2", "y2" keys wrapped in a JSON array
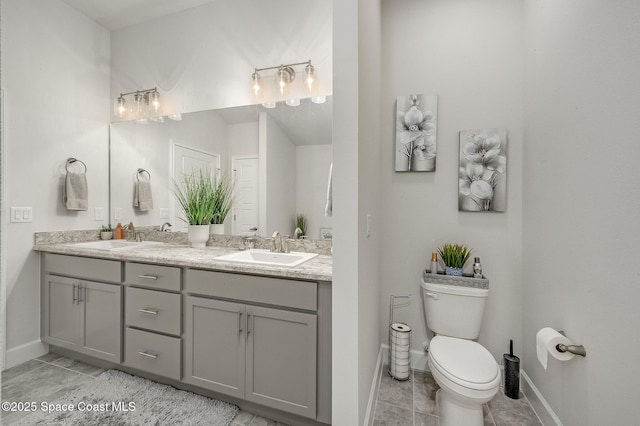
[
  {"x1": 395, "y1": 94, "x2": 438, "y2": 172},
  {"x1": 459, "y1": 128, "x2": 507, "y2": 212}
]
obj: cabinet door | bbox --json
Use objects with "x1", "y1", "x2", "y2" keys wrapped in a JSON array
[
  {"x1": 246, "y1": 306, "x2": 317, "y2": 418},
  {"x1": 81, "y1": 281, "x2": 122, "y2": 363},
  {"x1": 184, "y1": 296, "x2": 246, "y2": 398},
  {"x1": 44, "y1": 275, "x2": 82, "y2": 349}
]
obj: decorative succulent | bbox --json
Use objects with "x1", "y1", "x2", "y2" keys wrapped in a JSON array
[
  {"x1": 295, "y1": 214, "x2": 308, "y2": 238},
  {"x1": 437, "y1": 243, "x2": 472, "y2": 269},
  {"x1": 100, "y1": 225, "x2": 112, "y2": 232}
]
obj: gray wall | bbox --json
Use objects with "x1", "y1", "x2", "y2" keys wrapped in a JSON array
[{"x1": 522, "y1": 0, "x2": 640, "y2": 424}]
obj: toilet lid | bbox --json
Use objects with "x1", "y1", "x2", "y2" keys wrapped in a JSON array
[{"x1": 429, "y1": 336, "x2": 499, "y2": 387}]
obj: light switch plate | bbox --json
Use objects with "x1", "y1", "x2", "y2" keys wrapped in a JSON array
[{"x1": 10, "y1": 207, "x2": 33, "y2": 223}]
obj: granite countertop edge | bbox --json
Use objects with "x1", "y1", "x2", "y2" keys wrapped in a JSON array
[{"x1": 35, "y1": 243, "x2": 333, "y2": 282}]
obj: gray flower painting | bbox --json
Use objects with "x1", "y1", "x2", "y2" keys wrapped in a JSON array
[
  {"x1": 395, "y1": 94, "x2": 438, "y2": 172},
  {"x1": 459, "y1": 128, "x2": 507, "y2": 212}
]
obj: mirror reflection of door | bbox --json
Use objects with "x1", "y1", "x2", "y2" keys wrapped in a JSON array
[
  {"x1": 232, "y1": 157, "x2": 259, "y2": 236},
  {"x1": 172, "y1": 143, "x2": 220, "y2": 232}
]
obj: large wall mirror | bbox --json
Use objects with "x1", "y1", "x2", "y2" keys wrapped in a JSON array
[{"x1": 110, "y1": 97, "x2": 332, "y2": 240}]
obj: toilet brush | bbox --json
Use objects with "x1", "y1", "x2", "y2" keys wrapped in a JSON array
[{"x1": 503, "y1": 339, "x2": 520, "y2": 399}]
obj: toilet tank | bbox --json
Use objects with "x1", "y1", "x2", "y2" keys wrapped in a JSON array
[{"x1": 421, "y1": 280, "x2": 488, "y2": 339}]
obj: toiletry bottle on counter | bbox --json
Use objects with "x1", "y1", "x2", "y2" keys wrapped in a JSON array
[
  {"x1": 115, "y1": 223, "x2": 123, "y2": 240},
  {"x1": 473, "y1": 257, "x2": 482, "y2": 278},
  {"x1": 430, "y1": 252, "x2": 438, "y2": 274}
]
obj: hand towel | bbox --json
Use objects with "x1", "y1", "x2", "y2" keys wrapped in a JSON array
[
  {"x1": 134, "y1": 180, "x2": 154, "y2": 211},
  {"x1": 64, "y1": 172, "x2": 88, "y2": 211},
  {"x1": 324, "y1": 162, "x2": 333, "y2": 217}
]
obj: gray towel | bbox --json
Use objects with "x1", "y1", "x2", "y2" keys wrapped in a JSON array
[
  {"x1": 134, "y1": 180, "x2": 153, "y2": 211},
  {"x1": 64, "y1": 172, "x2": 88, "y2": 211}
]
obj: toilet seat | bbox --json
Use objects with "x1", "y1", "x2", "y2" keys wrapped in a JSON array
[{"x1": 428, "y1": 335, "x2": 500, "y2": 391}]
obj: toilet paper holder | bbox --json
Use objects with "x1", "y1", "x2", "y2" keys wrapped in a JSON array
[{"x1": 557, "y1": 331, "x2": 587, "y2": 357}]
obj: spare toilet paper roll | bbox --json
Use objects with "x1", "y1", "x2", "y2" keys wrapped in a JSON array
[{"x1": 536, "y1": 327, "x2": 575, "y2": 370}]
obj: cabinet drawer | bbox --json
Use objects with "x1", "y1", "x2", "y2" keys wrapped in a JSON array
[
  {"x1": 44, "y1": 253, "x2": 121, "y2": 283},
  {"x1": 126, "y1": 287, "x2": 181, "y2": 336},
  {"x1": 124, "y1": 328, "x2": 180, "y2": 381},
  {"x1": 125, "y1": 262, "x2": 180, "y2": 292},
  {"x1": 185, "y1": 270, "x2": 317, "y2": 311}
]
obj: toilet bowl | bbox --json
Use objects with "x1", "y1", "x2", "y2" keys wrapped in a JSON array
[
  {"x1": 428, "y1": 336, "x2": 500, "y2": 426},
  {"x1": 421, "y1": 278, "x2": 499, "y2": 426}
]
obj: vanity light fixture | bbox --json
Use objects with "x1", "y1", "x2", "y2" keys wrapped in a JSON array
[
  {"x1": 114, "y1": 87, "x2": 161, "y2": 119},
  {"x1": 251, "y1": 60, "x2": 325, "y2": 108}
]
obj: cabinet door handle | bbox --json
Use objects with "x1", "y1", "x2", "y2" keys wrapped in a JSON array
[
  {"x1": 137, "y1": 351, "x2": 158, "y2": 359},
  {"x1": 247, "y1": 312, "x2": 252, "y2": 336},
  {"x1": 138, "y1": 308, "x2": 159, "y2": 315},
  {"x1": 72, "y1": 283, "x2": 78, "y2": 305},
  {"x1": 238, "y1": 311, "x2": 243, "y2": 337},
  {"x1": 78, "y1": 284, "x2": 84, "y2": 303},
  {"x1": 137, "y1": 275, "x2": 158, "y2": 280}
]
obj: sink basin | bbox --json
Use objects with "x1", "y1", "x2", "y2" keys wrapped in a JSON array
[
  {"x1": 215, "y1": 249, "x2": 318, "y2": 268},
  {"x1": 68, "y1": 240, "x2": 164, "y2": 251}
]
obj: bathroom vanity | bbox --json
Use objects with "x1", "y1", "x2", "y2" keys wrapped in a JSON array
[{"x1": 36, "y1": 238, "x2": 332, "y2": 426}]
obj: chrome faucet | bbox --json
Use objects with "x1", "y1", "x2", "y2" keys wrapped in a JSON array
[
  {"x1": 124, "y1": 222, "x2": 142, "y2": 242},
  {"x1": 271, "y1": 231, "x2": 283, "y2": 253}
]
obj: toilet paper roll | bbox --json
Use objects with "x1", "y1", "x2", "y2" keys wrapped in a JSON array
[
  {"x1": 536, "y1": 327, "x2": 575, "y2": 370},
  {"x1": 390, "y1": 335, "x2": 411, "y2": 345},
  {"x1": 390, "y1": 323, "x2": 411, "y2": 334}
]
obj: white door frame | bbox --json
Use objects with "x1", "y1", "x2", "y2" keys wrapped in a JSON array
[
  {"x1": 1, "y1": 88, "x2": 6, "y2": 369},
  {"x1": 231, "y1": 156, "x2": 259, "y2": 236}
]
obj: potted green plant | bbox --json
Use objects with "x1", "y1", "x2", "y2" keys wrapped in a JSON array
[
  {"x1": 174, "y1": 171, "x2": 216, "y2": 247},
  {"x1": 100, "y1": 225, "x2": 112, "y2": 240},
  {"x1": 437, "y1": 243, "x2": 472, "y2": 276},
  {"x1": 295, "y1": 214, "x2": 308, "y2": 239},
  {"x1": 209, "y1": 173, "x2": 234, "y2": 235}
]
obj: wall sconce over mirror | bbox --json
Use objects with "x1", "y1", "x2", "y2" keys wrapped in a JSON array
[
  {"x1": 251, "y1": 60, "x2": 326, "y2": 108},
  {"x1": 114, "y1": 87, "x2": 161, "y2": 120}
]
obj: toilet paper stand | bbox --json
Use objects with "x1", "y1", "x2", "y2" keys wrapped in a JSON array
[
  {"x1": 557, "y1": 331, "x2": 587, "y2": 357},
  {"x1": 388, "y1": 294, "x2": 412, "y2": 381}
]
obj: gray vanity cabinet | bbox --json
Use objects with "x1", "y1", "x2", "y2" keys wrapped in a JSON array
[
  {"x1": 245, "y1": 305, "x2": 317, "y2": 418},
  {"x1": 43, "y1": 274, "x2": 122, "y2": 363},
  {"x1": 184, "y1": 296, "x2": 246, "y2": 399},
  {"x1": 184, "y1": 269, "x2": 319, "y2": 419}
]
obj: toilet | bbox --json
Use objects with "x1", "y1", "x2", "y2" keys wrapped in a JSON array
[{"x1": 421, "y1": 279, "x2": 500, "y2": 426}]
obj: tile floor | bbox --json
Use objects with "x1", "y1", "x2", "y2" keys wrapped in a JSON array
[
  {"x1": 373, "y1": 368, "x2": 542, "y2": 426},
  {"x1": 1, "y1": 353, "x2": 286, "y2": 426}
]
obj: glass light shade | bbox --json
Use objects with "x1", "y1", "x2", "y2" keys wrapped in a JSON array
[
  {"x1": 311, "y1": 95, "x2": 326, "y2": 104},
  {"x1": 252, "y1": 72, "x2": 263, "y2": 101},
  {"x1": 285, "y1": 98, "x2": 300, "y2": 106},
  {"x1": 262, "y1": 101, "x2": 276, "y2": 109},
  {"x1": 277, "y1": 68, "x2": 289, "y2": 98},
  {"x1": 148, "y1": 91, "x2": 160, "y2": 113},
  {"x1": 132, "y1": 92, "x2": 144, "y2": 116},
  {"x1": 304, "y1": 64, "x2": 315, "y2": 92},
  {"x1": 114, "y1": 96, "x2": 126, "y2": 118}
]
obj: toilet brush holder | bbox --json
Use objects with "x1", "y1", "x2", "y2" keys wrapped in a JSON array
[{"x1": 503, "y1": 339, "x2": 520, "y2": 399}]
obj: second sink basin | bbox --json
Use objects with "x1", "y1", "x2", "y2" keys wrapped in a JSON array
[
  {"x1": 215, "y1": 249, "x2": 318, "y2": 268},
  {"x1": 68, "y1": 240, "x2": 164, "y2": 251}
]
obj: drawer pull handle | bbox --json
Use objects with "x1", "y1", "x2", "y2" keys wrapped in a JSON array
[
  {"x1": 138, "y1": 351, "x2": 158, "y2": 359},
  {"x1": 138, "y1": 308, "x2": 159, "y2": 315},
  {"x1": 138, "y1": 274, "x2": 159, "y2": 280}
]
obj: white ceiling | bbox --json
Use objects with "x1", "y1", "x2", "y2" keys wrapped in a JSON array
[{"x1": 61, "y1": 0, "x2": 218, "y2": 30}]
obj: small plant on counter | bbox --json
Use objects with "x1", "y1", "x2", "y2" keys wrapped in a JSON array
[
  {"x1": 173, "y1": 170, "x2": 216, "y2": 226},
  {"x1": 295, "y1": 214, "x2": 308, "y2": 238},
  {"x1": 437, "y1": 243, "x2": 472, "y2": 276},
  {"x1": 100, "y1": 224, "x2": 113, "y2": 240},
  {"x1": 100, "y1": 225, "x2": 112, "y2": 232}
]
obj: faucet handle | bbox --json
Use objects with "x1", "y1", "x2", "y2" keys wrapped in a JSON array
[{"x1": 283, "y1": 238, "x2": 296, "y2": 253}]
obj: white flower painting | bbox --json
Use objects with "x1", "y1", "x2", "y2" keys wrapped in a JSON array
[
  {"x1": 395, "y1": 94, "x2": 438, "y2": 172},
  {"x1": 459, "y1": 128, "x2": 507, "y2": 212}
]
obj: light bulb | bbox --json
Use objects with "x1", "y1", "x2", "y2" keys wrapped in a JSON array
[
  {"x1": 277, "y1": 67, "x2": 288, "y2": 97},
  {"x1": 114, "y1": 96, "x2": 126, "y2": 117},
  {"x1": 149, "y1": 90, "x2": 160, "y2": 113},
  {"x1": 304, "y1": 63, "x2": 315, "y2": 92}
]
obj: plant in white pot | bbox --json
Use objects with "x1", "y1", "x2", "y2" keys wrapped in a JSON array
[
  {"x1": 209, "y1": 173, "x2": 234, "y2": 235},
  {"x1": 437, "y1": 243, "x2": 472, "y2": 276},
  {"x1": 174, "y1": 171, "x2": 216, "y2": 248}
]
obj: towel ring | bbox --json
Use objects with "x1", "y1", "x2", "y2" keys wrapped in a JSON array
[
  {"x1": 136, "y1": 168, "x2": 151, "y2": 182},
  {"x1": 65, "y1": 158, "x2": 87, "y2": 174}
]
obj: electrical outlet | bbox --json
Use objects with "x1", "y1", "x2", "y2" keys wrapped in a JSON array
[
  {"x1": 10, "y1": 207, "x2": 33, "y2": 223},
  {"x1": 95, "y1": 207, "x2": 104, "y2": 221},
  {"x1": 159, "y1": 208, "x2": 169, "y2": 219}
]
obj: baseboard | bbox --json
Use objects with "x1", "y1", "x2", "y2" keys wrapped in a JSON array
[
  {"x1": 4, "y1": 339, "x2": 48, "y2": 370},
  {"x1": 521, "y1": 369, "x2": 563, "y2": 426},
  {"x1": 380, "y1": 343, "x2": 429, "y2": 372},
  {"x1": 363, "y1": 346, "x2": 384, "y2": 426}
]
